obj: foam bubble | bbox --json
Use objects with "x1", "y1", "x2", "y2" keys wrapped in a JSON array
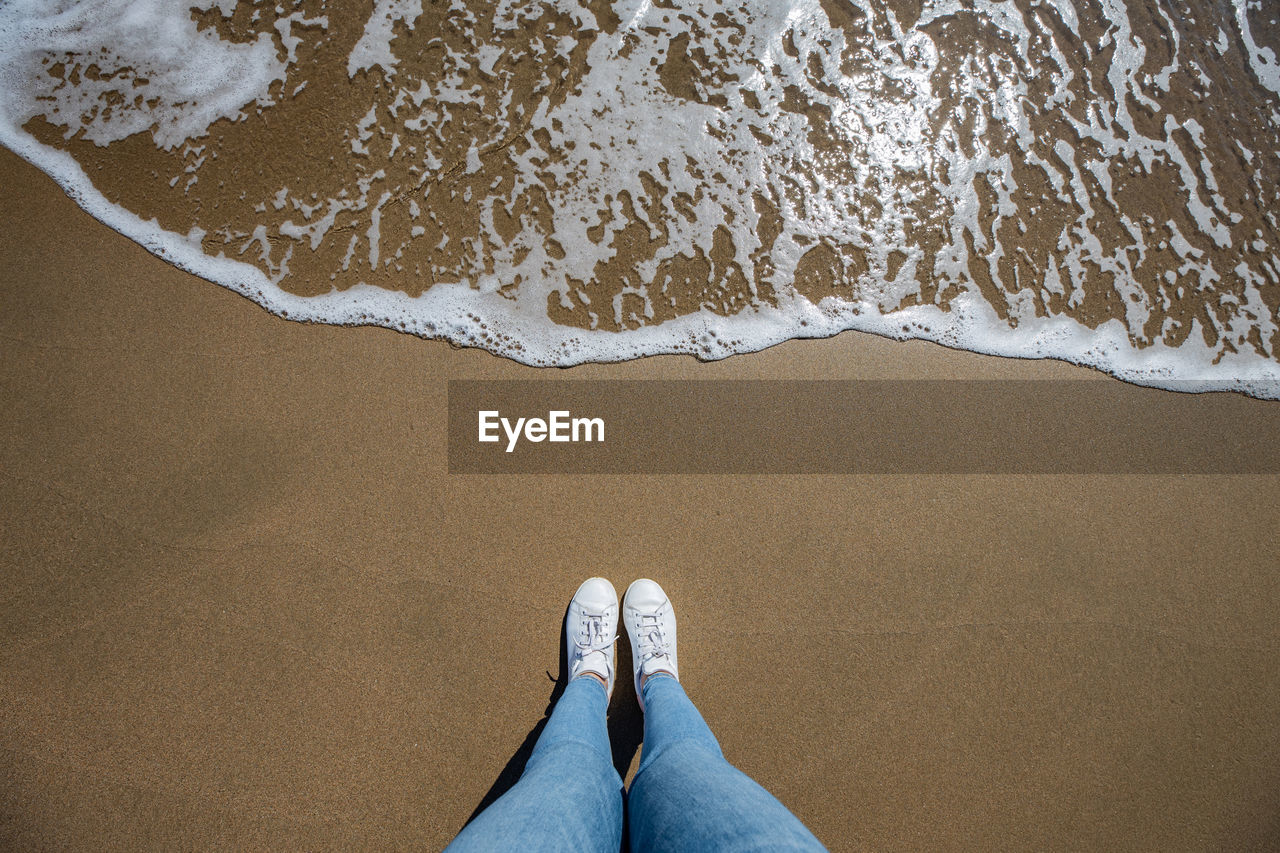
[{"x1": 0, "y1": 0, "x2": 290, "y2": 150}]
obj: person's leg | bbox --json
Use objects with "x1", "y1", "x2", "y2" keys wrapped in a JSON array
[
  {"x1": 622, "y1": 580, "x2": 825, "y2": 853},
  {"x1": 447, "y1": 579, "x2": 624, "y2": 853},
  {"x1": 447, "y1": 676, "x2": 623, "y2": 852},
  {"x1": 628, "y1": 675, "x2": 825, "y2": 852}
]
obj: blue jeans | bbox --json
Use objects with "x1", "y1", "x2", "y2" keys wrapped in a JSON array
[{"x1": 447, "y1": 674, "x2": 826, "y2": 852}]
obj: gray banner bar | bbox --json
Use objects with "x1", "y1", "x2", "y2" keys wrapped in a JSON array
[{"x1": 447, "y1": 380, "x2": 1279, "y2": 474}]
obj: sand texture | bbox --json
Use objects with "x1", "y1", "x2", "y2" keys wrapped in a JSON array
[{"x1": 2, "y1": 149, "x2": 1280, "y2": 850}]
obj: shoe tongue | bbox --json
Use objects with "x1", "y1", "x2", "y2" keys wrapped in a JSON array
[
  {"x1": 576, "y1": 649, "x2": 609, "y2": 679},
  {"x1": 641, "y1": 651, "x2": 671, "y2": 676}
]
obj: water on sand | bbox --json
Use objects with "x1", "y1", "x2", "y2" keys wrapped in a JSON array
[{"x1": 1, "y1": 0, "x2": 1277, "y2": 394}]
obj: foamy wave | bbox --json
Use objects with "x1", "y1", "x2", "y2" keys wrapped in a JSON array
[{"x1": 1, "y1": 0, "x2": 1278, "y2": 396}]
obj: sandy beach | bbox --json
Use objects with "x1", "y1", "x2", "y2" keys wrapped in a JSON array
[{"x1": 3, "y1": 144, "x2": 1279, "y2": 851}]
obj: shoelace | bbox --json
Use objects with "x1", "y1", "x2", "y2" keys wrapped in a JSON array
[
  {"x1": 575, "y1": 613, "x2": 617, "y2": 659},
  {"x1": 634, "y1": 608, "x2": 671, "y2": 664}
]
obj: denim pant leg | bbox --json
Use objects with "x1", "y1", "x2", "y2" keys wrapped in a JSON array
[
  {"x1": 627, "y1": 675, "x2": 826, "y2": 853},
  {"x1": 446, "y1": 677, "x2": 624, "y2": 853}
]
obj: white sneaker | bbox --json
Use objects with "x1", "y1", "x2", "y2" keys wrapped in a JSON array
[
  {"x1": 566, "y1": 577, "x2": 618, "y2": 696},
  {"x1": 623, "y1": 579, "x2": 679, "y2": 709}
]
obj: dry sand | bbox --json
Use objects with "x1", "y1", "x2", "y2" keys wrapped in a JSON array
[{"x1": 2, "y1": 147, "x2": 1279, "y2": 850}]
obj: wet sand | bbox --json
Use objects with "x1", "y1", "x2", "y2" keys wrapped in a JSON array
[
  {"x1": 10, "y1": 0, "x2": 1279, "y2": 383},
  {"x1": 2, "y1": 147, "x2": 1279, "y2": 850}
]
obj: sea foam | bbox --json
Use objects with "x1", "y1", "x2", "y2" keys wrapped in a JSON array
[{"x1": 1, "y1": 0, "x2": 1277, "y2": 397}]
